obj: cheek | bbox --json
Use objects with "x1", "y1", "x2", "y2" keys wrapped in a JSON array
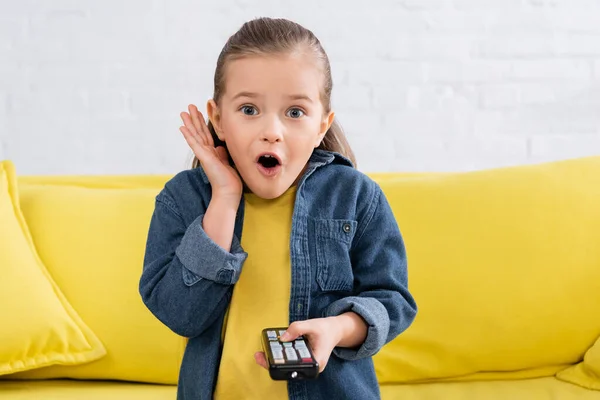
[
  {"x1": 292, "y1": 118, "x2": 321, "y2": 136},
  {"x1": 220, "y1": 108, "x2": 246, "y2": 130},
  {"x1": 220, "y1": 116, "x2": 244, "y2": 147},
  {"x1": 288, "y1": 132, "x2": 320, "y2": 158},
  {"x1": 220, "y1": 113, "x2": 235, "y2": 133}
]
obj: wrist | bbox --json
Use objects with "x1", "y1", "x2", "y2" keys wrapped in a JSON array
[
  {"x1": 329, "y1": 314, "x2": 350, "y2": 346},
  {"x1": 332, "y1": 312, "x2": 368, "y2": 348},
  {"x1": 203, "y1": 195, "x2": 239, "y2": 252},
  {"x1": 211, "y1": 192, "x2": 241, "y2": 210}
]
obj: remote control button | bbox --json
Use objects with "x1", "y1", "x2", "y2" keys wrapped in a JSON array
[
  {"x1": 270, "y1": 343, "x2": 282, "y2": 352},
  {"x1": 285, "y1": 347, "x2": 298, "y2": 361},
  {"x1": 273, "y1": 351, "x2": 284, "y2": 360},
  {"x1": 302, "y1": 358, "x2": 313, "y2": 363},
  {"x1": 297, "y1": 348, "x2": 311, "y2": 359},
  {"x1": 283, "y1": 342, "x2": 292, "y2": 348},
  {"x1": 294, "y1": 340, "x2": 306, "y2": 348},
  {"x1": 267, "y1": 330, "x2": 277, "y2": 339},
  {"x1": 279, "y1": 330, "x2": 286, "y2": 337},
  {"x1": 274, "y1": 359, "x2": 285, "y2": 364}
]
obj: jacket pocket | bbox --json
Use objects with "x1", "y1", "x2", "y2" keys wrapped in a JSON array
[{"x1": 313, "y1": 219, "x2": 357, "y2": 292}]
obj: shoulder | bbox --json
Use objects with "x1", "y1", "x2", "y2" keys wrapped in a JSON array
[
  {"x1": 312, "y1": 153, "x2": 381, "y2": 200},
  {"x1": 308, "y1": 154, "x2": 382, "y2": 217}
]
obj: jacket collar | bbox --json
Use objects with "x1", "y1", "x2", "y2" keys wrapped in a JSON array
[{"x1": 308, "y1": 149, "x2": 354, "y2": 169}]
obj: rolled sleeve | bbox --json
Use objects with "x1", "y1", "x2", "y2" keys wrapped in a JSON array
[
  {"x1": 323, "y1": 296, "x2": 390, "y2": 360},
  {"x1": 175, "y1": 213, "x2": 248, "y2": 285}
]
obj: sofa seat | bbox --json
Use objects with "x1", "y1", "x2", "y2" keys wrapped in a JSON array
[
  {"x1": 0, "y1": 380, "x2": 176, "y2": 400},
  {"x1": 2, "y1": 377, "x2": 599, "y2": 400},
  {"x1": 381, "y1": 378, "x2": 600, "y2": 399}
]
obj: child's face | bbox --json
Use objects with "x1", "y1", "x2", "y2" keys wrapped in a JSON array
[{"x1": 207, "y1": 53, "x2": 334, "y2": 199}]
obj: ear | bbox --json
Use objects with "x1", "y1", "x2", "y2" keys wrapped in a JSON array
[
  {"x1": 315, "y1": 111, "x2": 335, "y2": 148},
  {"x1": 206, "y1": 99, "x2": 224, "y2": 141},
  {"x1": 315, "y1": 110, "x2": 335, "y2": 148}
]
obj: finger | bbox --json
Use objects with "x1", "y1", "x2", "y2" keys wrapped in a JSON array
[
  {"x1": 190, "y1": 105, "x2": 215, "y2": 147},
  {"x1": 180, "y1": 111, "x2": 203, "y2": 141},
  {"x1": 308, "y1": 349, "x2": 328, "y2": 373},
  {"x1": 179, "y1": 126, "x2": 208, "y2": 160},
  {"x1": 179, "y1": 125, "x2": 198, "y2": 146},
  {"x1": 254, "y1": 352, "x2": 268, "y2": 370},
  {"x1": 188, "y1": 104, "x2": 203, "y2": 135},
  {"x1": 196, "y1": 108, "x2": 215, "y2": 148},
  {"x1": 280, "y1": 321, "x2": 310, "y2": 342},
  {"x1": 189, "y1": 106, "x2": 215, "y2": 148},
  {"x1": 182, "y1": 111, "x2": 210, "y2": 147},
  {"x1": 180, "y1": 111, "x2": 195, "y2": 134},
  {"x1": 318, "y1": 360, "x2": 326, "y2": 373}
]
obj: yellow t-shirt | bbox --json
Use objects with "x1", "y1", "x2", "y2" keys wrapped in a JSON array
[{"x1": 213, "y1": 186, "x2": 296, "y2": 399}]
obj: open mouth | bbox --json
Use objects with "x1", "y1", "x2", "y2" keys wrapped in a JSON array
[
  {"x1": 257, "y1": 154, "x2": 281, "y2": 169},
  {"x1": 256, "y1": 153, "x2": 282, "y2": 177}
]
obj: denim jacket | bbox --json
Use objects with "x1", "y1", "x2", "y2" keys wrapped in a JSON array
[{"x1": 140, "y1": 149, "x2": 417, "y2": 400}]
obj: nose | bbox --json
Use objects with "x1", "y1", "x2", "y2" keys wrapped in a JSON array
[{"x1": 260, "y1": 115, "x2": 284, "y2": 143}]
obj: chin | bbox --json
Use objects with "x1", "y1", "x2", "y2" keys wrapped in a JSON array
[
  {"x1": 245, "y1": 180, "x2": 290, "y2": 200},
  {"x1": 249, "y1": 186, "x2": 285, "y2": 199}
]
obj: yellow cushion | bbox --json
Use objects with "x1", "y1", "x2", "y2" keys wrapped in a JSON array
[
  {"x1": 372, "y1": 156, "x2": 600, "y2": 383},
  {"x1": 5, "y1": 174, "x2": 184, "y2": 384},
  {"x1": 557, "y1": 336, "x2": 600, "y2": 390},
  {"x1": 0, "y1": 160, "x2": 105, "y2": 375}
]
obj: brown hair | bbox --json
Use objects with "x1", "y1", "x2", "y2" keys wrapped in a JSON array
[{"x1": 191, "y1": 17, "x2": 356, "y2": 169}]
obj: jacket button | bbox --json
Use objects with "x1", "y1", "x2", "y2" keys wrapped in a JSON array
[{"x1": 342, "y1": 223, "x2": 351, "y2": 233}]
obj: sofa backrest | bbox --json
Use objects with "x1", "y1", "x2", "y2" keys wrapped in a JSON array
[
  {"x1": 373, "y1": 155, "x2": 600, "y2": 383},
  {"x1": 9, "y1": 156, "x2": 600, "y2": 385}
]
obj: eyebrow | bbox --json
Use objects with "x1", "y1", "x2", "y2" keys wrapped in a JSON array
[
  {"x1": 231, "y1": 91, "x2": 314, "y2": 103},
  {"x1": 231, "y1": 91, "x2": 259, "y2": 101},
  {"x1": 288, "y1": 94, "x2": 313, "y2": 103}
]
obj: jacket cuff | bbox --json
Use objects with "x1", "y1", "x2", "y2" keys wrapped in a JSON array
[
  {"x1": 323, "y1": 296, "x2": 390, "y2": 360},
  {"x1": 175, "y1": 214, "x2": 247, "y2": 285}
]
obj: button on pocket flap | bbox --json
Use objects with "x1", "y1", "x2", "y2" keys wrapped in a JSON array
[{"x1": 315, "y1": 219, "x2": 358, "y2": 245}]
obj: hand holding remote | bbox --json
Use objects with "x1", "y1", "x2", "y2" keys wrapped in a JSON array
[{"x1": 256, "y1": 317, "x2": 344, "y2": 377}]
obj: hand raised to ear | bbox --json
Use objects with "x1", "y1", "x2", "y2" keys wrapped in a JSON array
[{"x1": 180, "y1": 104, "x2": 242, "y2": 201}]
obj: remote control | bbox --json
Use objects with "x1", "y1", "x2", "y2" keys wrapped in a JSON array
[{"x1": 261, "y1": 327, "x2": 320, "y2": 380}]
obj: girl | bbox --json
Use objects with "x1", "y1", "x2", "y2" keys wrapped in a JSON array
[{"x1": 140, "y1": 17, "x2": 417, "y2": 400}]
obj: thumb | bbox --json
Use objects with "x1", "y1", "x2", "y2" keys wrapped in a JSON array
[{"x1": 280, "y1": 321, "x2": 308, "y2": 342}]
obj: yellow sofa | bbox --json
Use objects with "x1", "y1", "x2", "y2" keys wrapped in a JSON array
[{"x1": 1, "y1": 156, "x2": 599, "y2": 399}]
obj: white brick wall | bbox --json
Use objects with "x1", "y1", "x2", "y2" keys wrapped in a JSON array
[{"x1": 1, "y1": 0, "x2": 599, "y2": 175}]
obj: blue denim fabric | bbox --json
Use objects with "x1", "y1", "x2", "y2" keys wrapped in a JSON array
[{"x1": 140, "y1": 149, "x2": 417, "y2": 400}]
